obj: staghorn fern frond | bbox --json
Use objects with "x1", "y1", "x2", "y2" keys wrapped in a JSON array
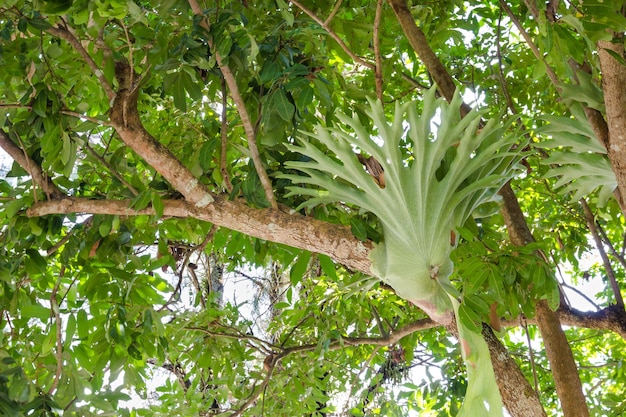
[
  {"x1": 283, "y1": 89, "x2": 525, "y2": 417},
  {"x1": 284, "y1": 89, "x2": 524, "y2": 315},
  {"x1": 536, "y1": 104, "x2": 617, "y2": 206}
]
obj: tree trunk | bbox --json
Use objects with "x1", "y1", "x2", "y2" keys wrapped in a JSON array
[
  {"x1": 500, "y1": 183, "x2": 590, "y2": 417},
  {"x1": 598, "y1": 37, "x2": 626, "y2": 215}
]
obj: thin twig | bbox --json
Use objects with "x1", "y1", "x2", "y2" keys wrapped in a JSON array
[
  {"x1": 60, "y1": 110, "x2": 113, "y2": 126},
  {"x1": 46, "y1": 25, "x2": 115, "y2": 100},
  {"x1": 227, "y1": 352, "x2": 277, "y2": 417},
  {"x1": 499, "y1": 0, "x2": 560, "y2": 88},
  {"x1": 595, "y1": 221, "x2": 626, "y2": 270},
  {"x1": 560, "y1": 281, "x2": 601, "y2": 310},
  {"x1": 496, "y1": 6, "x2": 516, "y2": 113},
  {"x1": 83, "y1": 142, "x2": 139, "y2": 196},
  {"x1": 373, "y1": 0, "x2": 384, "y2": 101},
  {"x1": 188, "y1": 0, "x2": 277, "y2": 208},
  {"x1": 581, "y1": 199, "x2": 624, "y2": 307},
  {"x1": 48, "y1": 265, "x2": 66, "y2": 395},
  {"x1": 0, "y1": 129, "x2": 64, "y2": 199},
  {"x1": 188, "y1": 264, "x2": 206, "y2": 308},
  {"x1": 400, "y1": 72, "x2": 429, "y2": 90},
  {"x1": 119, "y1": 20, "x2": 134, "y2": 91},
  {"x1": 220, "y1": 77, "x2": 234, "y2": 192},
  {"x1": 324, "y1": 0, "x2": 343, "y2": 25},
  {"x1": 47, "y1": 216, "x2": 93, "y2": 256},
  {"x1": 521, "y1": 316, "x2": 540, "y2": 398},
  {"x1": 289, "y1": 0, "x2": 375, "y2": 69},
  {"x1": 0, "y1": 104, "x2": 112, "y2": 126}
]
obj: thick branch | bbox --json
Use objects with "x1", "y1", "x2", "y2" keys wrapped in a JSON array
[
  {"x1": 598, "y1": 38, "x2": 626, "y2": 214},
  {"x1": 109, "y1": 60, "x2": 214, "y2": 208},
  {"x1": 558, "y1": 305, "x2": 626, "y2": 340},
  {"x1": 448, "y1": 324, "x2": 548, "y2": 417},
  {"x1": 26, "y1": 196, "x2": 373, "y2": 274},
  {"x1": 500, "y1": 183, "x2": 590, "y2": 417},
  {"x1": 387, "y1": 0, "x2": 471, "y2": 116},
  {"x1": 0, "y1": 129, "x2": 64, "y2": 199}
]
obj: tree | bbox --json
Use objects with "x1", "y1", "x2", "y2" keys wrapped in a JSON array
[{"x1": 1, "y1": 0, "x2": 625, "y2": 416}]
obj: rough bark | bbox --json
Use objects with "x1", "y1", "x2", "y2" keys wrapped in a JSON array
[
  {"x1": 598, "y1": 38, "x2": 626, "y2": 214},
  {"x1": 500, "y1": 183, "x2": 590, "y2": 417},
  {"x1": 21, "y1": 192, "x2": 626, "y2": 343},
  {"x1": 483, "y1": 326, "x2": 548, "y2": 417},
  {"x1": 27, "y1": 196, "x2": 373, "y2": 274},
  {"x1": 109, "y1": 60, "x2": 214, "y2": 208},
  {"x1": 0, "y1": 129, "x2": 64, "y2": 199},
  {"x1": 386, "y1": 0, "x2": 471, "y2": 117}
]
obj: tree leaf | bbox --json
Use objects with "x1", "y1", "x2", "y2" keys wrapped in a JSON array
[{"x1": 271, "y1": 89, "x2": 295, "y2": 122}]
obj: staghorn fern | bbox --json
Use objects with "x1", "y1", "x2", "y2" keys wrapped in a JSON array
[
  {"x1": 283, "y1": 89, "x2": 526, "y2": 417},
  {"x1": 535, "y1": 105, "x2": 617, "y2": 206}
]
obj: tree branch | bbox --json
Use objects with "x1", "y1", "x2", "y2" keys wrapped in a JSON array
[
  {"x1": 83, "y1": 142, "x2": 138, "y2": 196},
  {"x1": 387, "y1": 0, "x2": 471, "y2": 116},
  {"x1": 0, "y1": 104, "x2": 112, "y2": 126},
  {"x1": 581, "y1": 199, "x2": 624, "y2": 308},
  {"x1": 188, "y1": 0, "x2": 277, "y2": 209},
  {"x1": 595, "y1": 221, "x2": 626, "y2": 270},
  {"x1": 109, "y1": 60, "x2": 214, "y2": 208},
  {"x1": 373, "y1": 0, "x2": 384, "y2": 101},
  {"x1": 289, "y1": 0, "x2": 375, "y2": 70},
  {"x1": 26, "y1": 196, "x2": 373, "y2": 274},
  {"x1": 0, "y1": 129, "x2": 64, "y2": 199},
  {"x1": 499, "y1": 0, "x2": 560, "y2": 88},
  {"x1": 47, "y1": 266, "x2": 65, "y2": 395},
  {"x1": 220, "y1": 77, "x2": 234, "y2": 192},
  {"x1": 500, "y1": 183, "x2": 590, "y2": 417},
  {"x1": 46, "y1": 24, "x2": 115, "y2": 101}
]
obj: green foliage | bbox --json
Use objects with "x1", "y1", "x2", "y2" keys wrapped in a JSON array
[
  {"x1": 1, "y1": 0, "x2": 625, "y2": 416},
  {"x1": 284, "y1": 90, "x2": 528, "y2": 416}
]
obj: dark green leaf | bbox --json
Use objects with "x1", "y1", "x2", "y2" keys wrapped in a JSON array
[
  {"x1": 172, "y1": 74, "x2": 186, "y2": 112},
  {"x1": 272, "y1": 89, "x2": 295, "y2": 122},
  {"x1": 290, "y1": 252, "x2": 311, "y2": 285}
]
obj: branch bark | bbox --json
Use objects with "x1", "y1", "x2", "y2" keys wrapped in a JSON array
[
  {"x1": 387, "y1": 0, "x2": 471, "y2": 117},
  {"x1": 598, "y1": 38, "x2": 626, "y2": 214},
  {"x1": 485, "y1": 326, "x2": 548, "y2": 417},
  {"x1": 25, "y1": 194, "x2": 626, "y2": 338},
  {"x1": 500, "y1": 183, "x2": 590, "y2": 417},
  {"x1": 188, "y1": 0, "x2": 277, "y2": 209},
  {"x1": 26, "y1": 196, "x2": 373, "y2": 274},
  {"x1": 0, "y1": 129, "x2": 64, "y2": 199},
  {"x1": 109, "y1": 60, "x2": 214, "y2": 208}
]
